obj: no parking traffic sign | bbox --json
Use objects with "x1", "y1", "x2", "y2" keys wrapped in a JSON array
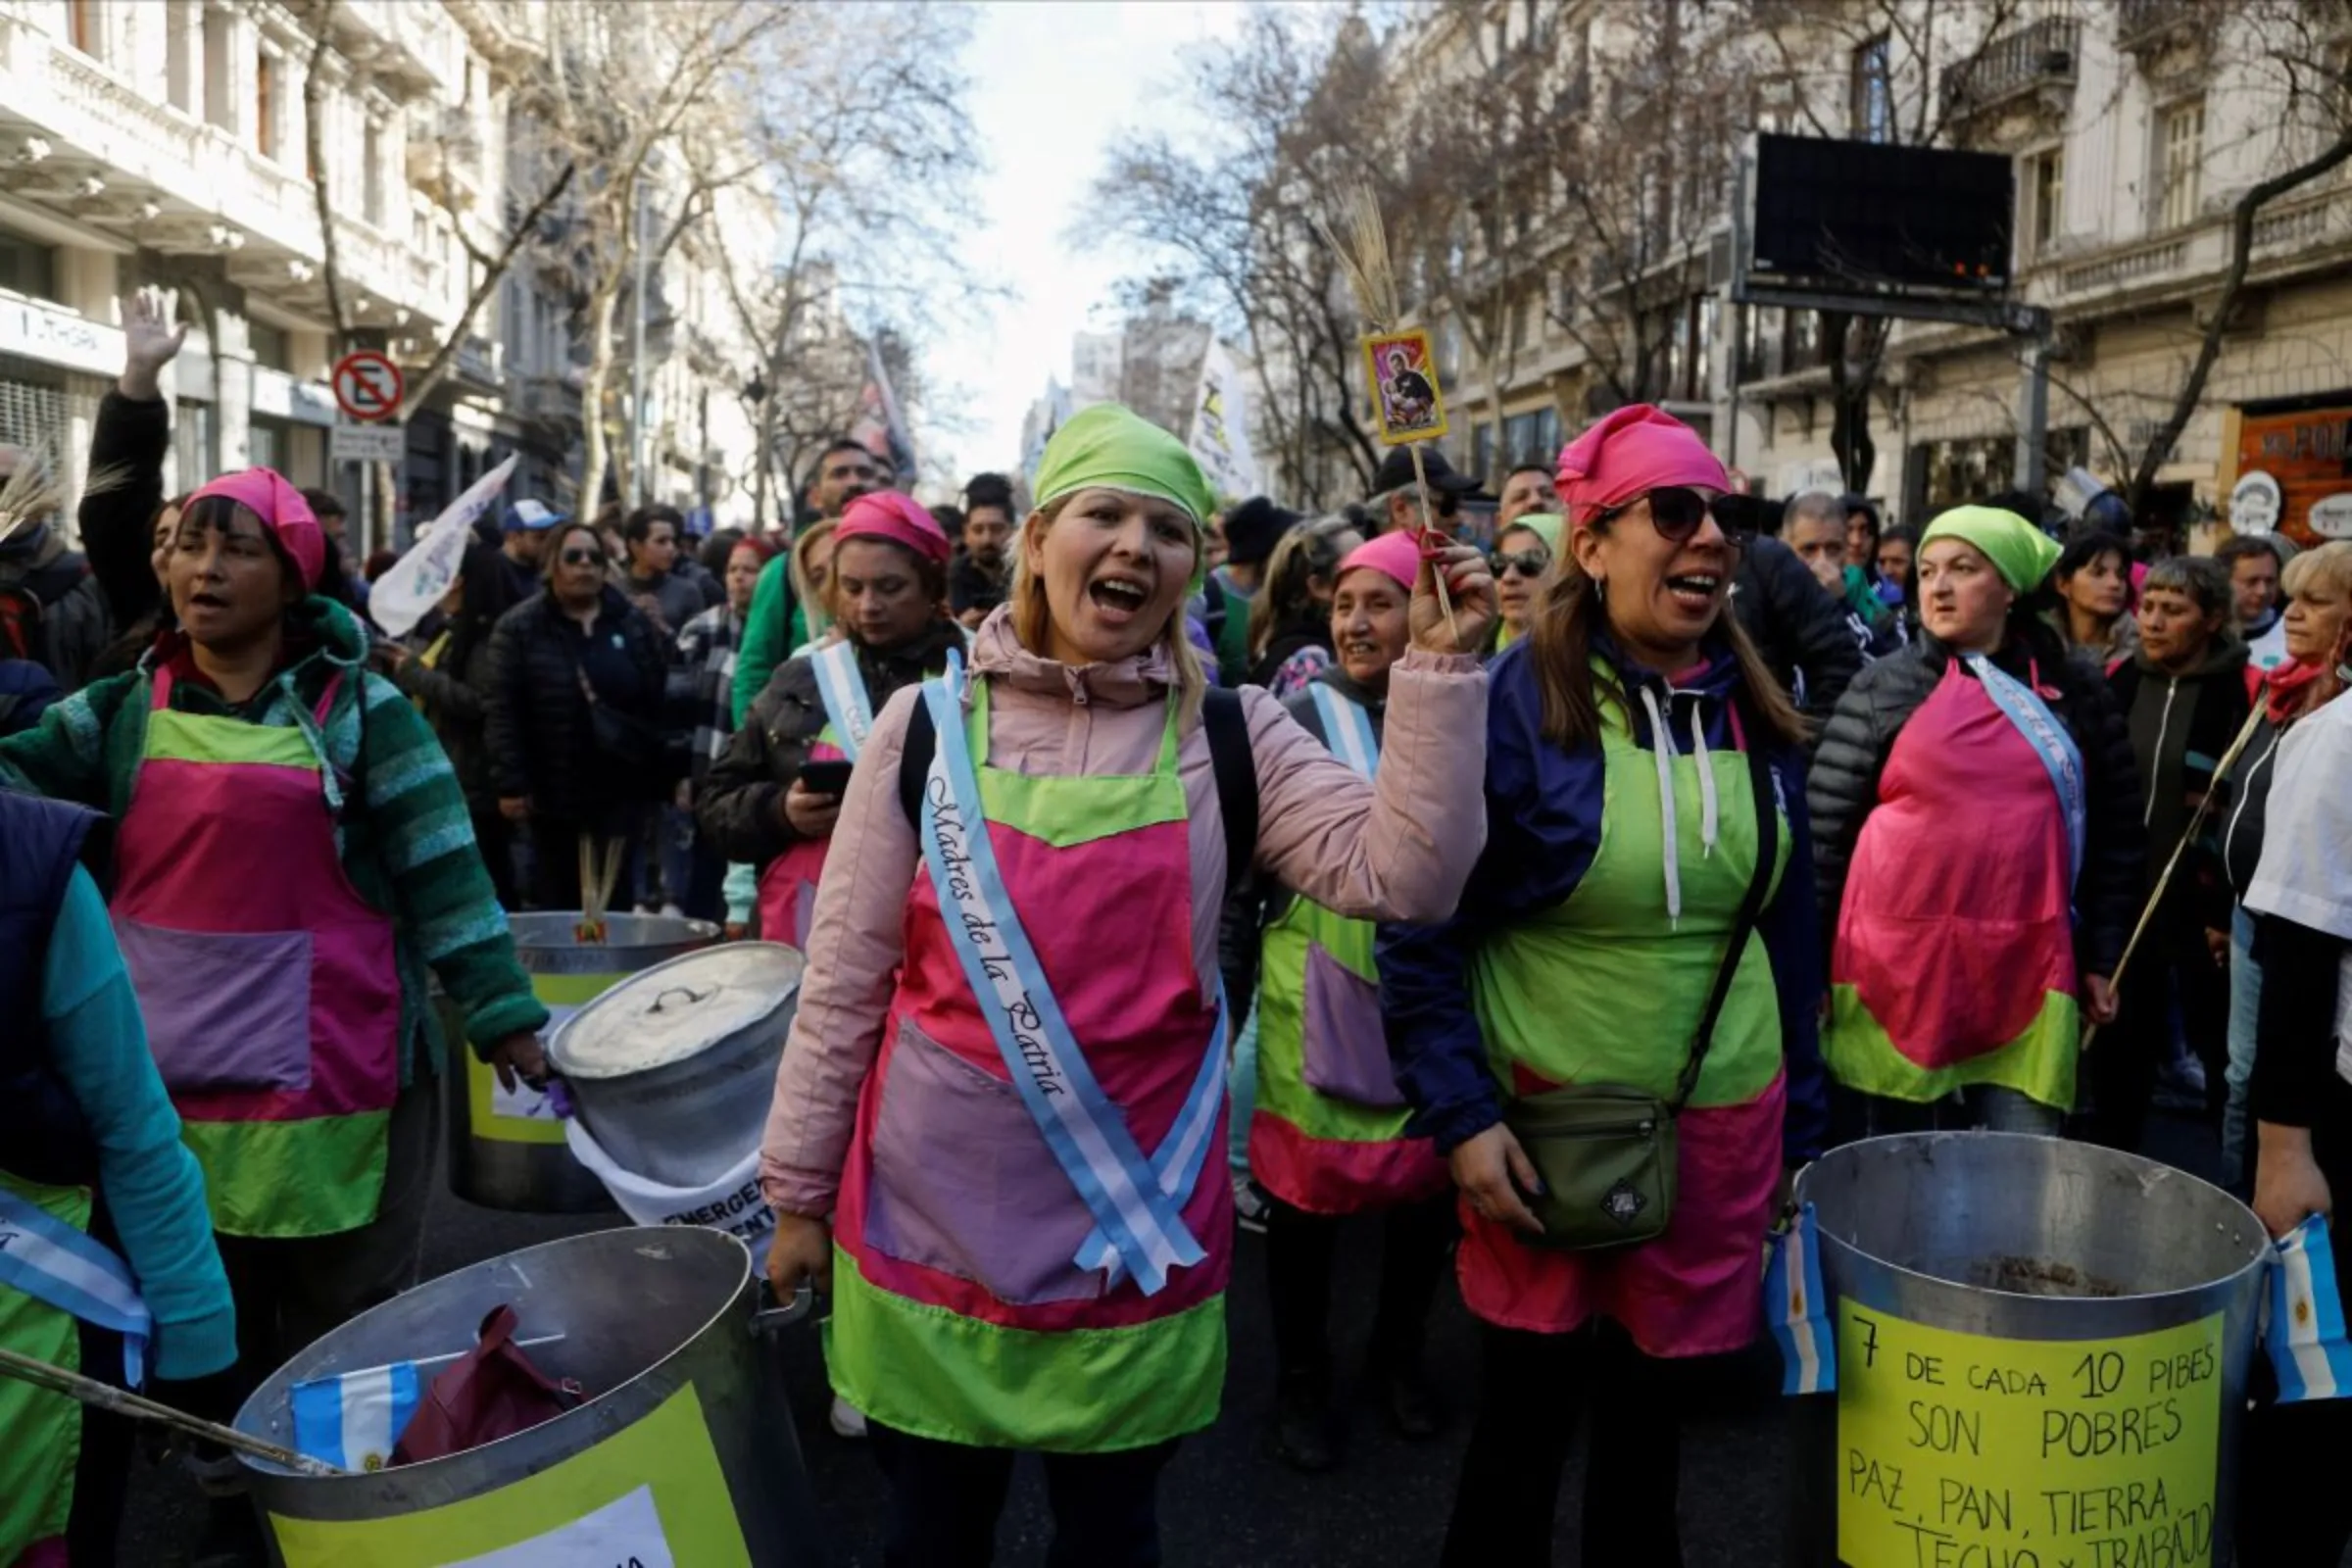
[{"x1": 331, "y1": 349, "x2": 405, "y2": 422}]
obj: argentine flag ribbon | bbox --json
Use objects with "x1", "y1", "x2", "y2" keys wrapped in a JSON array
[
  {"x1": 810, "y1": 639, "x2": 876, "y2": 762},
  {"x1": 0, "y1": 1184, "x2": 153, "y2": 1386},
  {"x1": 1764, "y1": 1201, "x2": 1837, "y2": 1396},
  {"x1": 2266, "y1": 1215, "x2": 2352, "y2": 1403},
  {"x1": 1308, "y1": 683, "x2": 1380, "y2": 779},
  {"x1": 914, "y1": 653, "x2": 1210, "y2": 1297},
  {"x1": 291, "y1": 1360, "x2": 424, "y2": 1471},
  {"x1": 1966, "y1": 654, "x2": 2086, "y2": 900}
]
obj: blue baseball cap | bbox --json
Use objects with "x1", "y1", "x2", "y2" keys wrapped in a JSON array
[{"x1": 503, "y1": 499, "x2": 566, "y2": 532}]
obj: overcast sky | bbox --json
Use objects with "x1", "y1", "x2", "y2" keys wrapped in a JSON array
[{"x1": 922, "y1": 1, "x2": 1250, "y2": 485}]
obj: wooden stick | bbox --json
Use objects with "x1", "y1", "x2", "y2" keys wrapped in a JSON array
[
  {"x1": 2082, "y1": 700, "x2": 2269, "y2": 1052},
  {"x1": 0, "y1": 1345, "x2": 345, "y2": 1477},
  {"x1": 1401, "y1": 443, "x2": 1460, "y2": 644}
]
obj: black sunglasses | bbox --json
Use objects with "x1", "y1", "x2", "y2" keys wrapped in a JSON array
[
  {"x1": 1494, "y1": 549, "x2": 1552, "y2": 577},
  {"x1": 1594, "y1": 487, "x2": 1756, "y2": 547},
  {"x1": 561, "y1": 547, "x2": 605, "y2": 566}
]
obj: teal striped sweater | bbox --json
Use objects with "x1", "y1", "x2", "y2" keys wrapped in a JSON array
[{"x1": 0, "y1": 598, "x2": 548, "y2": 1083}]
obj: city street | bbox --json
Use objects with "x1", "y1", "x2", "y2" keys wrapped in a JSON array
[{"x1": 115, "y1": 1115, "x2": 2245, "y2": 1568}]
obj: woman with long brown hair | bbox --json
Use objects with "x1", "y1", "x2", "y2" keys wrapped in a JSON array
[
  {"x1": 1246, "y1": 514, "x2": 1363, "y2": 697},
  {"x1": 1383, "y1": 405, "x2": 1826, "y2": 1564}
]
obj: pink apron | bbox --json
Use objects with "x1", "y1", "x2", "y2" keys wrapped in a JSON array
[
  {"x1": 827, "y1": 679, "x2": 1230, "y2": 1451},
  {"x1": 110, "y1": 666, "x2": 404, "y2": 1239},
  {"x1": 754, "y1": 732, "x2": 846, "y2": 949},
  {"x1": 1833, "y1": 662, "x2": 2077, "y2": 1070}
]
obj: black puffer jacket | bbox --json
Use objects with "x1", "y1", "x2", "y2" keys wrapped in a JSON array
[
  {"x1": 1807, "y1": 628, "x2": 2145, "y2": 977},
  {"x1": 696, "y1": 619, "x2": 963, "y2": 869},
  {"x1": 1734, "y1": 535, "x2": 1864, "y2": 722},
  {"x1": 482, "y1": 585, "x2": 670, "y2": 819},
  {"x1": 391, "y1": 545, "x2": 509, "y2": 809}
]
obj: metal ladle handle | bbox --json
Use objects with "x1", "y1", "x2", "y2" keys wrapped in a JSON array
[{"x1": 648, "y1": 985, "x2": 713, "y2": 1013}]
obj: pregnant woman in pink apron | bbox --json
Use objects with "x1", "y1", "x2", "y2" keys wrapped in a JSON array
[
  {"x1": 1809, "y1": 506, "x2": 2145, "y2": 1137},
  {"x1": 0, "y1": 470, "x2": 548, "y2": 1559},
  {"x1": 760, "y1": 404, "x2": 1495, "y2": 1567}
]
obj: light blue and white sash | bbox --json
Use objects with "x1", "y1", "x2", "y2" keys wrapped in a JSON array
[
  {"x1": 810, "y1": 639, "x2": 875, "y2": 762},
  {"x1": 1308, "y1": 683, "x2": 1381, "y2": 780},
  {"x1": 292, "y1": 1359, "x2": 423, "y2": 1471},
  {"x1": 1966, "y1": 654, "x2": 2086, "y2": 897},
  {"x1": 0, "y1": 1184, "x2": 153, "y2": 1386},
  {"x1": 914, "y1": 652, "x2": 1214, "y2": 1297},
  {"x1": 1763, "y1": 1201, "x2": 1837, "y2": 1396},
  {"x1": 1074, "y1": 991, "x2": 1228, "y2": 1291},
  {"x1": 2267, "y1": 1215, "x2": 2352, "y2": 1403}
]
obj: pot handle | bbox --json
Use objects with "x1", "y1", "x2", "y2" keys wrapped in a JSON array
[
  {"x1": 649, "y1": 985, "x2": 713, "y2": 1013},
  {"x1": 752, "y1": 1281, "x2": 814, "y2": 1336}
]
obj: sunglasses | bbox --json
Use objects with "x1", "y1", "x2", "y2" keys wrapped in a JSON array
[
  {"x1": 1594, "y1": 487, "x2": 1756, "y2": 547},
  {"x1": 561, "y1": 548, "x2": 606, "y2": 567},
  {"x1": 1494, "y1": 550, "x2": 1552, "y2": 577}
]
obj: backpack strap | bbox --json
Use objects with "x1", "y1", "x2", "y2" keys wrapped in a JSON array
[{"x1": 899, "y1": 681, "x2": 1258, "y2": 894}]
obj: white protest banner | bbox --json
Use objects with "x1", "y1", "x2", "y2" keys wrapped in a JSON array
[
  {"x1": 1188, "y1": 341, "x2": 1260, "y2": 501},
  {"x1": 367, "y1": 455, "x2": 519, "y2": 639}
]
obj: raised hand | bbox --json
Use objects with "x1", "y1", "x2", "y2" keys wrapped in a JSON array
[{"x1": 120, "y1": 286, "x2": 188, "y2": 401}]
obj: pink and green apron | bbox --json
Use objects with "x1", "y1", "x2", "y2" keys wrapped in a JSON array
[
  {"x1": 1249, "y1": 684, "x2": 1446, "y2": 1214},
  {"x1": 754, "y1": 641, "x2": 874, "y2": 949},
  {"x1": 827, "y1": 657, "x2": 1231, "y2": 1452},
  {"x1": 110, "y1": 668, "x2": 403, "y2": 1239},
  {"x1": 1461, "y1": 689, "x2": 1787, "y2": 1355},
  {"x1": 1825, "y1": 657, "x2": 2083, "y2": 1111},
  {"x1": 0, "y1": 1170, "x2": 152, "y2": 1565}
]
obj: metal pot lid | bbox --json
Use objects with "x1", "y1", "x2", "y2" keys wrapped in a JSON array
[{"x1": 549, "y1": 943, "x2": 806, "y2": 1080}]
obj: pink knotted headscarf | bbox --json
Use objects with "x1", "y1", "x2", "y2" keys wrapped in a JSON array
[
  {"x1": 1553, "y1": 404, "x2": 1729, "y2": 523},
  {"x1": 1336, "y1": 529, "x2": 1421, "y2": 593},
  {"x1": 185, "y1": 466, "x2": 324, "y2": 590},
  {"x1": 834, "y1": 491, "x2": 953, "y2": 566}
]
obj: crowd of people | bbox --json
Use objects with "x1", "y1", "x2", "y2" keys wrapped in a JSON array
[{"x1": 0, "y1": 291, "x2": 2348, "y2": 1568}]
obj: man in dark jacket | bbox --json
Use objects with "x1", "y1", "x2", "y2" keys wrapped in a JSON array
[
  {"x1": 615, "y1": 503, "x2": 705, "y2": 640},
  {"x1": 386, "y1": 543, "x2": 514, "y2": 906},
  {"x1": 1732, "y1": 533, "x2": 1866, "y2": 721},
  {"x1": 948, "y1": 472, "x2": 1016, "y2": 628}
]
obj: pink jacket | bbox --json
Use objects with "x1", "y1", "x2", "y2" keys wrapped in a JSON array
[{"x1": 760, "y1": 610, "x2": 1488, "y2": 1217}]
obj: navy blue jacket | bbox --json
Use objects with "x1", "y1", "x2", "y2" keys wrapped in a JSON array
[
  {"x1": 0, "y1": 788, "x2": 100, "y2": 1185},
  {"x1": 1377, "y1": 635, "x2": 1831, "y2": 1162}
]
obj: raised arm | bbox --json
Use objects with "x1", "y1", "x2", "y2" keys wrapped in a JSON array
[{"x1": 81, "y1": 289, "x2": 185, "y2": 630}]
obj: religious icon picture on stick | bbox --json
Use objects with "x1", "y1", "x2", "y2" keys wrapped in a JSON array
[{"x1": 1363, "y1": 329, "x2": 1447, "y2": 445}]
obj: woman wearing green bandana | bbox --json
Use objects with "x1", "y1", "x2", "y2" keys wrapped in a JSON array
[
  {"x1": 758, "y1": 404, "x2": 1498, "y2": 1565},
  {"x1": 1809, "y1": 505, "x2": 2146, "y2": 1133}
]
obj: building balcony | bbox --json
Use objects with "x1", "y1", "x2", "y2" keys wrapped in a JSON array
[
  {"x1": 521, "y1": 371, "x2": 583, "y2": 426},
  {"x1": 2117, "y1": 0, "x2": 2202, "y2": 50},
  {"x1": 1941, "y1": 17, "x2": 2079, "y2": 118},
  {"x1": 330, "y1": 0, "x2": 459, "y2": 97}
]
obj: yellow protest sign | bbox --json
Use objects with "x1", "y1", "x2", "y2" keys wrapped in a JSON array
[
  {"x1": 1836, "y1": 1300, "x2": 2223, "y2": 1568},
  {"x1": 269, "y1": 1383, "x2": 751, "y2": 1567}
]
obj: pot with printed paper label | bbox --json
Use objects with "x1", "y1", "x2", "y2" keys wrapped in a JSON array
[
  {"x1": 234, "y1": 1225, "x2": 826, "y2": 1564},
  {"x1": 445, "y1": 911, "x2": 719, "y2": 1212},
  {"x1": 548, "y1": 942, "x2": 805, "y2": 1191},
  {"x1": 1782, "y1": 1133, "x2": 2269, "y2": 1568}
]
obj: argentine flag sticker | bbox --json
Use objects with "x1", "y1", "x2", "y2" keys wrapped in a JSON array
[
  {"x1": 1764, "y1": 1200, "x2": 1837, "y2": 1396},
  {"x1": 2267, "y1": 1215, "x2": 2352, "y2": 1403},
  {"x1": 291, "y1": 1360, "x2": 424, "y2": 1471}
]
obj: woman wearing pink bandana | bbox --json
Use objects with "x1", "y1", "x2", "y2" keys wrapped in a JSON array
[
  {"x1": 699, "y1": 490, "x2": 965, "y2": 950},
  {"x1": 0, "y1": 467, "x2": 549, "y2": 1558},
  {"x1": 1384, "y1": 406, "x2": 1826, "y2": 1564}
]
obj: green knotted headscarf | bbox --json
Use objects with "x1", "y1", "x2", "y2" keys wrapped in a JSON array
[
  {"x1": 1920, "y1": 505, "x2": 2062, "y2": 593},
  {"x1": 1032, "y1": 404, "x2": 1218, "y2": 529},
  {"x1": 1504, "y1": 512, "x2": 1566, "y2": 554}
]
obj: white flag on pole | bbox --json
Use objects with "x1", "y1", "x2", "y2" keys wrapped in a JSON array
[
  {"x1": 367, "y1": 455, "x2": 519, "y2": 639},
  {"x1": 1187, "y1": 341, "x2": 1259, "y2": 502}
]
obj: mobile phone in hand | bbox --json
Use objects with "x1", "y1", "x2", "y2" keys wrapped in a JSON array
[{"x1": 799, "y1": 760, "x2": 854, "y2": 797}]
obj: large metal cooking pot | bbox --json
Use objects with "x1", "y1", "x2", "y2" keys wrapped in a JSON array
[
  {"x1": 549, "y1": 943, "x2": 804, "y2": 1190},
  {"x1": 446, "y1": 911, "x2": 717, "y2": 1212},
  {"x1": 234, "y1": 1227, "x2": 827, "y2": 1566},
  {"x1": 1786, "y1": 1133, "x2": 2269, "y2": 1568}
]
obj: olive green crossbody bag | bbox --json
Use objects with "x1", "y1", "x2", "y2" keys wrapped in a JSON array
[{"x1": 1502, "y1": 721, "x2": 1779, "y2": 1251}]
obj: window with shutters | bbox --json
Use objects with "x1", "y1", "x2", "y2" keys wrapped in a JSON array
[{"x1": 2159, "y1": 102, "x2": 2204, "y2": 229}]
